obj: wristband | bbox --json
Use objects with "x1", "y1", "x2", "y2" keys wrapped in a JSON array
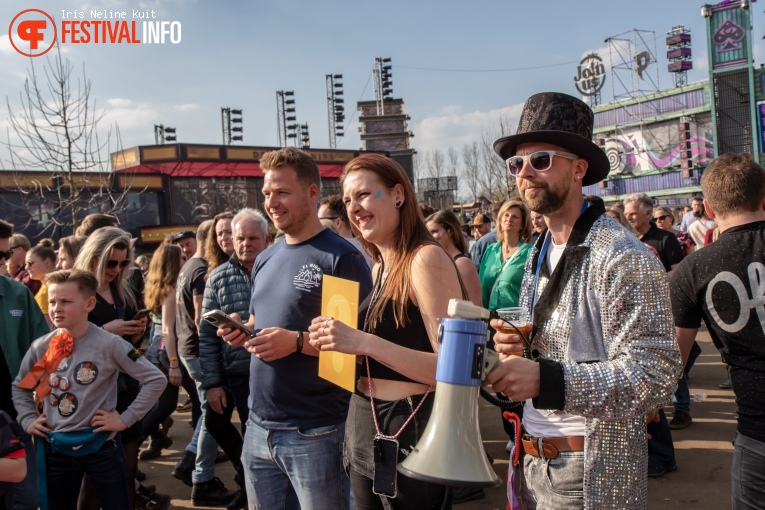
[
  {"x1": 168, "y1": 356, "x2": 178, "y2": 362},
  {"x1": 296, "y1": 331, "x2": 304, "y2": 353}
]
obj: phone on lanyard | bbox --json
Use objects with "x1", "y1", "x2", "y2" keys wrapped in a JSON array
[{"x1": 373, "y1": 436, "x2": 399, "y2": 498}]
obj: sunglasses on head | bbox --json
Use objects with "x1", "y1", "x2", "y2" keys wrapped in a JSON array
[
  {"x1": 506, "y1": 150, "x2": 579, "y2": 176},
  {"x1": 654, "y1": 215, "x2": 670, "y2": 222},
  {"x1": 106, "y1": 259, "x2": 130, "y2": 269}
]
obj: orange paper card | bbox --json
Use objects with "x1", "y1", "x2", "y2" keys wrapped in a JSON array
[{"x1": 318, "y1": 275, "x2": 359, "y2": 392}]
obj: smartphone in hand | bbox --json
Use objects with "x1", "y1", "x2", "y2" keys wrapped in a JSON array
[
  {"x1": 202, "y1": 310, "x2": 254, "y2": 336},
  {"x1": 132, "y1": 309, "x2": 152, "y2": 321}
]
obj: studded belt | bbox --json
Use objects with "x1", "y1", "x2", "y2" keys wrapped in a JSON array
[{"x1": 521, "y1": 434, "x2": 585, "y2": 460}]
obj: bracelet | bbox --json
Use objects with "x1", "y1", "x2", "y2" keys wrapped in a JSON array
[
  {"x1": 168, "y1": 356, "x2": 178, "y2": 362},
  {"x1": 296, "y1": 330, "x2": 304, "y2": 353}
]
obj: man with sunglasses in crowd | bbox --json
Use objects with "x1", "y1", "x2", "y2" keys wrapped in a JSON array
[
  {"x1": 484, "y1": 92, "x2": 681, "y2": 509},
  {"x1": 0, "y1": 219, "x2": 49, "y2": 509}
]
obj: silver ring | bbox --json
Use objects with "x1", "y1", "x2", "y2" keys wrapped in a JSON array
[
  {"x1": 325, "y1": 319, "x2": 331, "y2": 328},
  {"x1": 320, "y1": 327, "x2": 325, "y2": 336}
]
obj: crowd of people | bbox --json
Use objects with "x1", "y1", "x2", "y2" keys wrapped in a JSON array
[{"x1": 0, "y1": 91, "x2": 763, "y2": 510}]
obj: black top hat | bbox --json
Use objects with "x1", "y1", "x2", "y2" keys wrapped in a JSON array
[{"x1": 493, "y1": 92, "x2": 609, "y2": 186}]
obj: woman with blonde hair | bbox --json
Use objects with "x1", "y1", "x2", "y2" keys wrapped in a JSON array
[
  {"x1": 478, "y1": 199, "x2": 533, "y2": 312},
  {"x1": 73, "y1": 226, "x2": 150, "y2": 510},
  {"x1": 425, "y1": 210, "x2": 482, "y2": 306},
  {"x1": 309, "y1": 154, "x2": 465, "y2": 509}
]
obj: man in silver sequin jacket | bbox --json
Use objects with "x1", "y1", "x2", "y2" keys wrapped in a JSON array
[{"x1": 486, "y1": 92, "x2": 682, "y2": 509}]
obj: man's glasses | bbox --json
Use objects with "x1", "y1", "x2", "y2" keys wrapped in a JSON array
[
  {"x1": 106, "y1": 259, "x2": 131, "y2": 269},
  {"x1": 0, "y1": 250, "x2": 12, "y2": 261},
  {"x1": 506, "y1": 150, "x2": 579, "y2": 175},
  {"x1": 654, "y1": 215, "x2": 671, "y2": 222}
]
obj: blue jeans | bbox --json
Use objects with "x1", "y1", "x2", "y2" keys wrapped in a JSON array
[
  {"x1": 10, "y1": 431, "x2": 38, "y2": 510},
  {"x1": 522, "y1": 451, "x2": 584, "y2": 509},
  {"x1": 44, "y1": 436, "x2": 129, "y2": 510},
  {"x1": 673, "y1": 341, "x2": 702, "y2": 414},
  {"x1": 242, "y1": 419, "x2": 349, "y2": 510},
  {"x1": 732, "y1": 433, "x2": 765, "y2": 509},
  {"x1": 181, "y1": 356, "x2": 219, "y2": 484}
]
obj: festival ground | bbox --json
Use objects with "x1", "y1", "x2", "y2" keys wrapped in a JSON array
[{"x1": 139, "y1": 328, "x2": 735, "y2": 509}]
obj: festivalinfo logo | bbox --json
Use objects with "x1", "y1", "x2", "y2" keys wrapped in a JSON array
[{"x1": 8, "y1": 8, "x2": 182, "y2": 57}]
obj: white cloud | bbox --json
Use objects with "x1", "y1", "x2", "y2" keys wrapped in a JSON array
[
  {"x1": 0, "y1": 35, "x2": 13, "y2": 55},
  {"x1": 107, "y1": 98, "x2": 133, "y2": 108},
  {"x1": 171, "y1": 103, "x2": 198, "y2": 112},
  {"x1": 693, "y1": 55, "x2": 708, "y2": 73},
  {"x1": 411, "y1": 103, "x2": 524, "y2": 153}
]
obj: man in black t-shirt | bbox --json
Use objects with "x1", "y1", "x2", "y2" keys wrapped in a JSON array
[
  {"x1": 174, "y1": 221, "x2": 236, "y2": 507},
  {"x1": 625, "y1": 193, "x2": 685, "y2": 275},
  {"x1": 670, "y1": 153, "x2": 765, "y2": 510}
]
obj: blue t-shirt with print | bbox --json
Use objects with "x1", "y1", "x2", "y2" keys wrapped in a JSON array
[{"x1": 248, "y1": 229, "x2": 373, "y2": 429}]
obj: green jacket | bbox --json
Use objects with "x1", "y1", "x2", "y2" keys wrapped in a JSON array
[
  {"x1": 479, "y1": 241, "x2": 532, "y2": 311},
  {"x1": 0, "y1": 275, "x2": 49, "y2": 378}
]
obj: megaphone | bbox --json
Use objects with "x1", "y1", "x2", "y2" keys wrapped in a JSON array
[{"x1": 397, "y1": 299, "x2": 501, "y2": 487}]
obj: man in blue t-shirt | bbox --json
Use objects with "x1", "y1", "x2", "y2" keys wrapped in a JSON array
[{"x1": 223, "y1": 147, "x2": 372, "y2": 510}]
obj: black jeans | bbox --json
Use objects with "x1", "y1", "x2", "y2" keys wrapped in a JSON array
[
  {"x1": 345, "y1": 392, "x2": 449, "y2": 510},
  {"x1": 203, "y1": 374, "x2": 250, "y2": 478},
  {"x1": 46, "y1": 436, "x2": 129, "y2": 510}
]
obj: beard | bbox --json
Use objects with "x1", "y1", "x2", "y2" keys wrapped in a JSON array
[
  {"x1": 693, "y1": 209, "x2": 703, "y2": 218},
  {"x1": 519, "y1": 179, "x2": 571, "y2": 215}
]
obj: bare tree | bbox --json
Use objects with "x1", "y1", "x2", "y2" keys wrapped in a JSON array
[
  {"x1": 3, "y1": 47, "x2": 138, "y2": 238},
  {"x1": 460, "y1": 141, "x2": 480, "y2": 203},
  {"x1": 426, "y1": 148, "x2": 446, "y2": 179},
  {"x1": 476, "y1": 116, "x2": 517, "y2": 202}
]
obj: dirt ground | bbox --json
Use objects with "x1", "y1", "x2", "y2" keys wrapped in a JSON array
[{"x1": 139, "y1": 329, "x2": 735, "y2": 509}]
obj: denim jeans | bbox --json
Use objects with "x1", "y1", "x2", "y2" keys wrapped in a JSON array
[
  {"x1": 44, "y1": 436, "x2": 129, "y2": 510},
  {"x1": 647, "y1": 408, "x2": 675, "y2": 470},
  {"x1": 10, "y1": 430, "x2": 38, "y2": 510},
  {"x1": 145, "y1": 321, "x2": 162, "y2": 365},
  {"x1": 242, "y1": 419, "x2": 349, "y2": 510},
  {"x1": 673, "y1": 341, "x2": 702, "y2": 414},
  {"x1": 181, "y1": 356, "x2": 219, "y2": 484},
  {"x1": 522, "y1": 450, "x2": 584, "y2": 509},
  {"x1": 732, "y1": 432, "x2": 765, "y2": 509}
]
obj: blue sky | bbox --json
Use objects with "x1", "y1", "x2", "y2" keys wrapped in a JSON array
[{"x1": 1, "y1": 0, "x2": 763, "y2": 163}]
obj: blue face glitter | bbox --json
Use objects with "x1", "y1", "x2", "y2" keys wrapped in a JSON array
[{"x1": 374, "y1": 191, "x2": 382, "y2": 198}]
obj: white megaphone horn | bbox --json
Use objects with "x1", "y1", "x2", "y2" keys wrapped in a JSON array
[{"x1": 397, "y1": 299, "x2": 502, "y2": 487}]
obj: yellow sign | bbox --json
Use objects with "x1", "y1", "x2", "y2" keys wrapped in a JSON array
[{"x1": 319, "y1": 275, "x2": 359, "y2": 392}]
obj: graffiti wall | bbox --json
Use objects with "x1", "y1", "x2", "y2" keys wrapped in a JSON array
[{"x1": 603, "y1": 113, "x2": 714, "y2": 175}]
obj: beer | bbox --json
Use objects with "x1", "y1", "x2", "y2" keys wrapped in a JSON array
[{"x1": 498, "y1": 322, "x2": 531, "y2": 356}]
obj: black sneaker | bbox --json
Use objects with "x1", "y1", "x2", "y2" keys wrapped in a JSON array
[
  {"x1": 227, "y1": 489, "x2": 248, "y2": 510},
  {"x1": 171, "y1": 450, "x2": 195, "y2": 487},
  {"x1": 669, "y1": 411, "x2": 692, "y2": 430},
  {"x1": 191, "y1": 477, "x2": 236, "y2": 507}
]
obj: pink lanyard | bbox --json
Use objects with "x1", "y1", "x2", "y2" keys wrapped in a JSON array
[{"x1": 363, "y1": 266, "x2": 432, "y2": 440}]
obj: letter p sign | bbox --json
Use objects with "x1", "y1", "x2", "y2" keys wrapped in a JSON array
[
  {"x1": 18, "y1": 20, "x2": 46, "y2": 49},
  {"x1": 9, "y1": 9, "x2": 57, "y2": 57}
]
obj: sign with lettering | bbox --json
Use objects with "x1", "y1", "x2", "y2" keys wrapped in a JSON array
[{"x1": 574, "y1": 53, "x2": 606, "y2": 97}]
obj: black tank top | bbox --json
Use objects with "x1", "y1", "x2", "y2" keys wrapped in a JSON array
[
  {"x1": 361, "y1": 298, "x2": 433, "y2": 383},
  {"x1": 453, "y1": 253, "x2": 468, "y2": 262}
]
